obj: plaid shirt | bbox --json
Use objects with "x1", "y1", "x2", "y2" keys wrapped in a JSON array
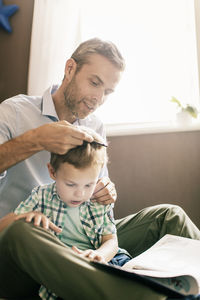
[{"x1": 15, "y1": 182, "x2": 117, "y2": 300}]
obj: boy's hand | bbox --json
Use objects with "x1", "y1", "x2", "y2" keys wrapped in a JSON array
[
  {"x1": 15, "y1": 212, "x2": 62, "y2": 233},
  {"x1": 91, "y1": 177, "x2": 117, "y2": 205},
  {"x1": 72, "y1": 246, "x2": 106, "y2": 263}
]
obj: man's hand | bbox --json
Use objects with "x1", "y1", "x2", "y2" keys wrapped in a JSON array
[
  {"x1": 34, "y1": 120, "x2": 94, "y2": 154},
  {"x1": 91, "y1": 177, "x2": 117, "y2": 205},
  {"x1": 15, "y1": 212, "x2": 62, "y2": 233},
  {"x1": 71, "y1": 246, "x2": 106, "y2": 263},
  {"x1": 0, "y1": 120, "x2": 94, "y2": 174}
]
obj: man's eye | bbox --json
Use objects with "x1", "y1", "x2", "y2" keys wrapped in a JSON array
[{"x1": 91, "y1": 81, "x2": 98, "y2": 86}]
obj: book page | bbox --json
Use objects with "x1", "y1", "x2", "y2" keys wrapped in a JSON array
[
  {"x1": 122, "y1": 234, "x2": 200, "y2": 295},
  {"x1": 149, "y1": 275, "x2": 198, "y2": 296}
]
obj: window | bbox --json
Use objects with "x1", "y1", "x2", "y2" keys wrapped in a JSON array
[
  {"x1": 79, "y1": 0, "x2": 199, "y2": 125},
  {"x1": 29, "y1": 0, "x2": 200, "y2": 134}
]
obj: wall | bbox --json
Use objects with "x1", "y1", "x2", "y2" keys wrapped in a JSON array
[
  {"x1": 0, "y1": 0, "x2": 34, "y2": 102},
  {"x1": 108, "y1": 131, "x2": 200, "y2": 228}
]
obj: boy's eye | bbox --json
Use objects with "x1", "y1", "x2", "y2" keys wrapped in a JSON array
[
  {"x1": 85, "y1": 184, "x2": 92, "y2": 188},
  {"x1": 66, "y1": 183, "x2": 75, "y2": 187}
]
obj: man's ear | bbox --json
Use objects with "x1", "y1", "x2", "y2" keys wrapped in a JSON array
[
  {"x1": 64, "y1": 58, "x2": 77, "y2": 80},
  {"x1": 47, "y1": 163, "x2": 56, "y2": 180}
]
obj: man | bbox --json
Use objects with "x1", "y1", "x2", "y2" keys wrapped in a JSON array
[
  {"x1": 0, "y1": 38, "x2": 123, "y2": 217},
  {"x1": 0, "y1": 38, "x2": 200, "y2": 300}
]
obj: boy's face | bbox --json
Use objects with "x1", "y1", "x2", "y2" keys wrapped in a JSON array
[{"x1": 48, "y1": 162, "x2": 101, "y2": 207}]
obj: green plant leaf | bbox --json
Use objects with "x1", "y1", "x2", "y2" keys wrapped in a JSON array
[
  {"x1": 170, "y1": 96, "x2": 182, "y2": 107},
  {"x1": 185, "y1": 105, "x2": 198, "y2": 118}
]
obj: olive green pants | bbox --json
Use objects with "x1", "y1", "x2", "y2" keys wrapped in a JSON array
[{"x1": 0, "y1": 204, "x2": 199, "y2": 300}]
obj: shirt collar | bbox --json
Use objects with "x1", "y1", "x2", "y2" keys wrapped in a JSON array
[
  {"x1": 52, "y1": 181, "x2": 58, "y2": 196},
  {"x1": 42, "y1": 85, "x2": 59, "y2": 120},
  {"x1": 42, "y1": 85, "x2": 94, "y2": 124},
  {"x1": 51, "y1": 182, "x2": 68, "y2": 208}
]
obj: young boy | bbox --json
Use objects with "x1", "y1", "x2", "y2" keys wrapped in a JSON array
[{"x1": 14, "y1": 127, "x2": 131, "y2": 300}]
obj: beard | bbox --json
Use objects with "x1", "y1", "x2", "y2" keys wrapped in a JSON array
[
  {"x1": 63, "y1": 77, "x2": 80, "y2": 119},
  {"x1": 63, "y1": 77, "x2": 98, "y2": 120}
]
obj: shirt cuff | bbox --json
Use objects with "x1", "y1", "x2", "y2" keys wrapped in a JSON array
[{"x1": 0, "y1": 170, "x2": 7, "y2": 179}]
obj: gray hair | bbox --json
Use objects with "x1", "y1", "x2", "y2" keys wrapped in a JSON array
[{"x1": 71, "y1": 38, "x2": 125, "y2": 72}]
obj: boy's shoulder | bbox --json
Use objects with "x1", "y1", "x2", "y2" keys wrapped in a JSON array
[
  {"x1": 31, "y1": 183, "x2": 63, "y2": 209},
  {"x1": 84, "y1": 201, "x2": 113, "y2": 213},
  {"x1": 31, "y1": 183, "x2": 57, "y2": 202},
  {"x1": 32, "y1": 182, "x2": 55, "y2": 193}
]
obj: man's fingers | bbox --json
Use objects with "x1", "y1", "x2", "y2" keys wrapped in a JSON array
[
  {"x1": 49, "y1": 221, "x2": 62, "y2": 233},
  {"x1": 15, "y1": 213, "x2": 61, "y2": 233},
  {"x1": 15, "y1": 213, "x2": 30, "y2": 221},
  {"x1": 93, "y1": 197, "x2": 115, "y2": 205},
  {"x1": 32, "y1": 214, "x2": 43, "y2": 226},
  {"x1": 25, "y1": 212, "x2": 36, "y2": 223},
  {"x1": 38, "y1": 122, "x2": 94, "y2": 154},
  {"x1": 93, "y1": 177, "x2": 110, "y2": 195},
  {"x1": 91, "y1": 177, "x2": 117, "y2": 205},
  {"x1": 59, "y1": 121, "x2": 94, "y2": 143},
  {"x1": 69, "y1": 126, "x2": 94, "y2": 143},
  {"x1": 91, "y1": 188, "x2": 115, "y2": 200}
]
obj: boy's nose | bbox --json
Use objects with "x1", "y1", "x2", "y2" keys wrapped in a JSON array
[{"x1": 74, "y1": 189, "x2": 85, "y2": 198}]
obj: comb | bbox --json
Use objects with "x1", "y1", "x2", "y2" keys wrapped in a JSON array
[{"x1": 90, "y1": 141, "x2": 108, "y2": 147}]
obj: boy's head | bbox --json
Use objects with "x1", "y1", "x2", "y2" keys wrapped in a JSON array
[{"x1": 48, "y1": 127, "x2": 108, "y2": 207}]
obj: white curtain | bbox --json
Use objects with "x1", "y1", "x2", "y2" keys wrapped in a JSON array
[{"x1": 28, "y1": 0, "x2": 82, "y2": 95}]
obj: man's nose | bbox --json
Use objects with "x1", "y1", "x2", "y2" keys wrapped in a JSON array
[{"x1": 93, "y1": 89, "x2": 105, "y2": 104}]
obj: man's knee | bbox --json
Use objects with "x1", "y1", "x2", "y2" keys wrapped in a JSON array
[
  {"x1": 2, "y1": 219, "x2": 32, "y2": 238},
  {"x1": 151, "y1": 204, "x2": 186, "y2": 222},
  {"x1": 0, "y1": 219, "x2": 42, "y2": 250},
  {"x1": 160, "y1": 204, "x2": 186, "y2": 220}
]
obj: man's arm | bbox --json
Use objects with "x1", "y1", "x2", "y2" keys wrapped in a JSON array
[
  {"x1": 0, "y1": 212, "x2": 16, "y2": 232},
  {"x1": 15, "y1": 211, "x2": 62, "y2": 233},
  {"x1": 0, "y1": 121, "x2": 93, "y2": 174},
  {"x1": 0, "y1": 131, "x2": 41, "y2": 174},
  {"x1": 0, "y1": 211, "x2": 62, "y2": 233}
]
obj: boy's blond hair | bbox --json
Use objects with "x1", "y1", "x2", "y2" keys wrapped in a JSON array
[{"x1": 50, "y1": 127, "x2": 108, "y2": 171}]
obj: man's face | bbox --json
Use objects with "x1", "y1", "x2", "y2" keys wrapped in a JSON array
[
  {"x1": 63, "y1": 54, "x2": 121, "y2": 120},
  {"x1": 53, "y1": 162, "x2": 101, "y2": 207}
]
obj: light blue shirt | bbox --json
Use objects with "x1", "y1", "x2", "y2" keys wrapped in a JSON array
[{"x1": 0, "y1": 85, "x2": 107, "y2": 217}]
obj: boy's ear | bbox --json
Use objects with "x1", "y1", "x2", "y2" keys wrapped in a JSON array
[{"x1": 47, "y1": 163, "x2": 56, "y2": 180}]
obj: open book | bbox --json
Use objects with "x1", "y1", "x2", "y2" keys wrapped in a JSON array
[{"x1": 94, "y1": 234, "x2": 200, "y2": 298}]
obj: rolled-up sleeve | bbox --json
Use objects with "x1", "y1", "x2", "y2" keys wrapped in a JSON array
[
  {"x1": 0, "y1": 100, "x2": 18, "y2": 179},
  {"x1": 0, "y1": 100, "x2": 18, "y2": 144}
]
